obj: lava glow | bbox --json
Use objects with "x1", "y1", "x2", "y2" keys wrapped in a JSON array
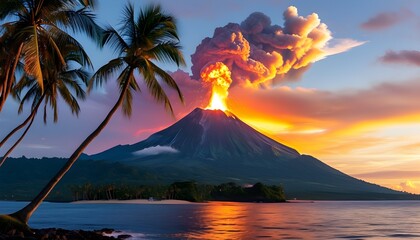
[{"x1": 201, "y1": 62, "x2": 233, "y2": 111}]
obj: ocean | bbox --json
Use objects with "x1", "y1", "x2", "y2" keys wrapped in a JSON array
[{"x1": 1, "y1": 201, "x2": 420, "y2": 239}]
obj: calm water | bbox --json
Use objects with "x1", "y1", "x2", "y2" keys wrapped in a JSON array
[{"x1": 1, "y1": 201, "x2": 420, "y2": 239}]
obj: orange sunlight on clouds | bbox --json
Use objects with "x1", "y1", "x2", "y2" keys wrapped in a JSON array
[{"x1": 227, "y1": 83, "x2": 420, "y2": 194}]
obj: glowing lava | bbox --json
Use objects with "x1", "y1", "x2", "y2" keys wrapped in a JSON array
[{"x1": 201, "y1": 62, "x2": 233, "y2": 111}]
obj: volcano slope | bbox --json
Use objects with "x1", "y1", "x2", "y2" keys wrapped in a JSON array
[{"x1": 88, "y1": 108, "x2": 414, "y2": 200}]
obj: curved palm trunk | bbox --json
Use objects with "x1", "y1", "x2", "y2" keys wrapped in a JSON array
[
  {"x1": 0, "y1": 110, "x2": 36, "y2": 168},
  {"x1": 10, "y1": 79, "x2": 130, "y2": 224},
  {"x1": 0, "y1": 95, "x2": 44, "y2": 149},
  {"x1": 0, "y1": 44, "x2": 23, "y2": 111}
]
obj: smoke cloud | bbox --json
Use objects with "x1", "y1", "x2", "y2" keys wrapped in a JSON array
[{"x1": 191, "y1": 6, "x2": 361, "y2": 87}]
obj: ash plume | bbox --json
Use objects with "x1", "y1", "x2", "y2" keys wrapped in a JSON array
[{"x1": 191, "y1": 6, "x2": 360, "y2": 87}]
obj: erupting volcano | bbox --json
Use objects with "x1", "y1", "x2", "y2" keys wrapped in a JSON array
[
  {"x1": 89, "y1": 107, "x2": 406, "y2": 199},
  {"x1": 85, "y1": 6, "x2": 405, "y2": 200}
]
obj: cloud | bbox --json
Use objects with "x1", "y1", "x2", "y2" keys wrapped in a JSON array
[
  {"x1": 354, "y1": 171, "x2": 420, "y2": 179},
  {"x1": 379, "y1": 50, "x2": 420, "y2": 67},
  {"x1": 229, "y1": 79, "x2": 420, "y2": 133},
  {"x1": 395, "y1": 180, "x2": 417, "y2": 193},
  {"x1": 361, "y1": 9, "x2": 414, "y2": 31},
  {"x1": 133, "y1": 145, "x2": 179, "y2": 156},
  {"x1": 191, "y1": 6, "x2": 363, "y2": 86},
  {"x1": 320, "y1": 38, "x2": 367, "y2": 60},
  {"x1": 23, "y1": 144, "x2": 54, "y2": 149}
]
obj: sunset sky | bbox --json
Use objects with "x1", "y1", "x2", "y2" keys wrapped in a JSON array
[{"x1": 1, "y1": 0, "x2": 420, "y2": 194}]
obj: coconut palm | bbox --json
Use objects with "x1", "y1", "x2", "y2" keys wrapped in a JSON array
[
  {"x1": 0, "y1": 0, "x2": 102, "y2": 111},
  {"x1": 0, "y1": 41, "x2": 90, "y2": 167},
  {"x1": 8, "y1": 3, "x2": 185, "y2": 225},
  {"x1": 0, "y1": 23, "x2": 92, "y2": 148}
]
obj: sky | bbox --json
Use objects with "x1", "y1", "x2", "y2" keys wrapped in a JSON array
[{"x1": 1, "y1": 0, "x2": 420, "y2": 194}]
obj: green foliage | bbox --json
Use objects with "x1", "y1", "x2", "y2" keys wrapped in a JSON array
[
  {"x1": 0, "y1": 157, "x2": 163, "y2": 201},
  {"x1": 211, "y1": 182, "x2": 286, "y2": 202},
  {"x1": 0, "y1": 0, "x2": 102, "y2": 109},
  {"x1": 168, "y1": 181, "x2": 212, "y2": 202},
  {"x1": 67, "y1": 181, "x2": 285, "y2": 202},
  {"x1": 0, "y1": 157, "x2": 286, "y2": 202},
  {"x1": 246, "y1": 182, "x2": 286, "y2": 202},
  {"x1": 89, "y1": 2, "x2": 185, "y2": 117}
]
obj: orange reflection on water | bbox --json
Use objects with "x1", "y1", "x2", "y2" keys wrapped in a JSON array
[
  {"x1": 191, "y1": 202, "x2": 248, "y2": 239},
  {"x1": 183, "y1": 202, "x2": 317, "y2": 239}
]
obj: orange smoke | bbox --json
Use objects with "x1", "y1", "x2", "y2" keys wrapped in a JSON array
[{"x1": 200, "y1": 62, "x2": 232, "y2": 111}]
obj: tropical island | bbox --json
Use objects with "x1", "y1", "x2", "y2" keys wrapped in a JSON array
[{"x1": 69, "y1": 181, "x2": 286, "y2": 203}]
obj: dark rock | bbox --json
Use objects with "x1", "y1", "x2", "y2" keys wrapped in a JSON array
[
  {"x1": 98, "y1": 229, "x2": 115, "y2": 235},
  {"x1": 117, "y1": 234, "x2": 132, "y2": 239},
  {"x1": 0, "y1": 227, "x2": 126, "y2": 240}
]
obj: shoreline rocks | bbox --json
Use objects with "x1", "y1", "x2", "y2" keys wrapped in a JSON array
[{"x1": 0, "y1": 228, "x2": 131, "y2": 240}]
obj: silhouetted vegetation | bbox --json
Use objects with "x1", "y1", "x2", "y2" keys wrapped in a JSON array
[
  {"x1": 211, "y1": 182, "x2": 285, "y2": 202},
  {"x1": 1, "y1": 157, "x2": 419, "y2": 202},
  {"x1": 68, "y1": 181, "x2": 286, "y2": 202}
]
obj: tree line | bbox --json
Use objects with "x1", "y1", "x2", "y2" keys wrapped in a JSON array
[{"x1": 69, "y1": 181, "x2": 286, "y2": 203}]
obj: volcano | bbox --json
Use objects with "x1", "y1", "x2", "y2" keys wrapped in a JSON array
[{"x1": 89, "y1": 108, "x2": 409, "y2": 199}]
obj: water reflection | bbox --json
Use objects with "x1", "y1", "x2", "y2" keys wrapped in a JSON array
[
  {"x1": 2, "y1": 201, "x2": 420, "y2": 239},
  {"x1": 176, "y1": 202, "x2": 316, "y2": 239},
  {"x1": 189, "y1": 202, "x2": 248, "y2": 239}
]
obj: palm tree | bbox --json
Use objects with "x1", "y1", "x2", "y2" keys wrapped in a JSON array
[
  {"x1": 0, "y1": 21, "x2": 92, "y2": 146},
  {"x1": 0, "y1": 40, "x2": 90, "y2": 167},
  {"x1": 8, "y1": 3, "x2": 185, "y2": 225},
  {"x1": 0, "y1": 0, "x2": 102, "y2": 111}
]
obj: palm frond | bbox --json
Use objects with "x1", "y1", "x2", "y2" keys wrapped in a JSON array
[
  {"x1": 146, "y1": 42, "x2": 185, "y2": 66},
  {"x1": 22, "y1": 25, "x2": 43, "y2": 91},
  {"x1": 44, "y1": 86, "x2": 59, "y2": 123},
  {"x1": 60, "y1": 71, "x2": 88, "y2": 100},
  {"x1": 136, "y1": 5, "x2": 180, "y2": 45},
  {"x1": 57, "y1": 81, "x2": 82, "y2": 116},
  {"x1": 0, "y1": 0, "x2": 24, "y2": 21},
  {"x1": 149, "y1": 61, "x2": 184, "y2": 103},
  {"x1": 101, "y1": 25, "x2": 128, "y2": 55},
  {"x1": 89, "y1": 58, "x2": 125, "y2": 90},
  {"x1": 91, "y1": 3, "x2": 185, "y2": 117},
  {"x1": 138, "y1": 61, "x2": 173, "y2": 114},
  {"x1": 114, "y1": 66, "x2": 134, "y2": 116},
  {"x1": 66, "y1": 8, "x2": 103, "y2": 43},
  {"x1": 47, "y1": 26, "x2": 93, "y2": 69},
  {"x1": 39, "y1": 28, "x2": 67, "y2": 68},
  {"x1": 120, "y1": 3, "x2": 136, "y2": 46},
  {"x1": 122, "y1": 84, "x2": 133, "y2": 117},
  {"x1": 17, "y1": 82, "x2": 40, "y2": 114}
]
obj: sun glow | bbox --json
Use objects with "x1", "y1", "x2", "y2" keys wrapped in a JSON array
[{"x1": 201, "y1": 62, "x2": 232, "y2": 111}]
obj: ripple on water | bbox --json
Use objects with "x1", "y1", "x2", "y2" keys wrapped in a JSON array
[
  {"x1": 388, "y1": 233, "x2": 420, "y2": 238},
  {"x1": 1, "y1": 201, "x2": 420, "y2": 239}
]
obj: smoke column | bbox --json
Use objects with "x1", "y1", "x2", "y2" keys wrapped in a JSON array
[
  {"x1": 191, "y1": 6, "x2": 335, "y2": 87},
  {"x1": 201, "y1": 62, "x2": 232, "y2": 111}
]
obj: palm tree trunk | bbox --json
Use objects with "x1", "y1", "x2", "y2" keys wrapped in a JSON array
[
  {"x1": 0, "y1": 44, "x2": 23, "y2": 111},
  {"x1": 0, "y1": 95, "x2": 44, "y2": 149},
  {"x1": 0, "y1": 109, "x2": 36, "y2": 168},
  {"x1": 9, "y1": 79, "x2": 130, "y2": 224}
]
